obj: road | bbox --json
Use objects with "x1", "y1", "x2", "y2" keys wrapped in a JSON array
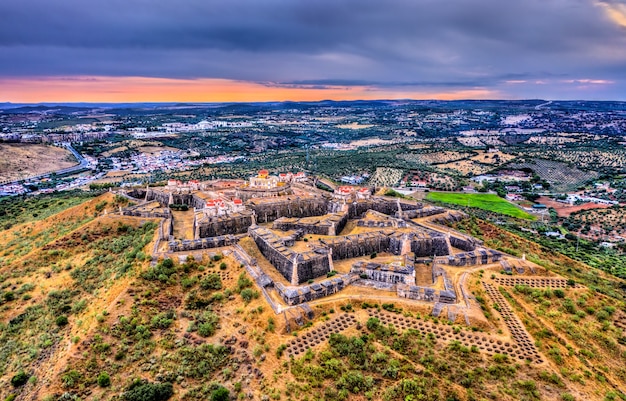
[{"x1": 535, "y1": 100, "x2": 553, "y2": 110}]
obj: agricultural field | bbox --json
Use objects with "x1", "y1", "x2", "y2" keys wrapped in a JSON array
[
  {"x1": 397, "y1": 151, "x2": 474, "y2": 165},
  {"x1": 0, "y1": 143, "x2": 78, "y2": 182},
  {"x1": 564, "y1": 206, "x2": 626, "y2": 240},
  {"x1": 469, "y1": 150, "x2": 517, "y2": 165},
  {"x1": 426, "y1": 192, "x2": 535, "y2": 220},
  {"x1": 368, "y1": 167, "x2": 404, "y2": 187},
  {"x1": 536, "y1": 196, "x2": 613, "y2": 218},
  {"x1": 437, "y1": 159, "x2": 493, "y2": 176},
  {"x1": 402, "y1": 170, "x2": 462, "y2": 191},
  {"x1": 398, "y1": 149, "x2": 517, "y2": 177},
  {"x1": 522, "y1": 148, "x2": 626, "y2": 175},
  {"x1": 506, "y1": 159, "x2": 599, "y2": 192}
]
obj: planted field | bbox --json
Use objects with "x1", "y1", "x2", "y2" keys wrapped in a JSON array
[
  {"x1": 426, "y1": 192, "x2": 535, "y2": 220},
  {"x1": 506, "y1": 158, "x2": 599, "y2": 191}
]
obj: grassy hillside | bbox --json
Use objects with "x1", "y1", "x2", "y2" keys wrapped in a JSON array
[
  {"x1": 1, "y1": 193, "x2": 625, "y2": 401},
  {"x1": 427, "y1": 192, "x2": 535, "y2": 220}
]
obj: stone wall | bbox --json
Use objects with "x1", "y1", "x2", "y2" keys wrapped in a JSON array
[
  {"x1": 250, "y1": 196, "x2": 329, "y2": 224},
  {"x1": 235, "y1": 186, "x2": 293, "y2": 201},
  {"x1": 445, "y1": 249, "x2": 502, "y2": 266},
  {"x1": 249, "y1": 226, "x2": 331, "y2": 284},
  {"x1": 320, "y1": 231, "x2": 392, "y2": 260},
  {"x1": 275, "y1": 276, "x2": 351, "y2": 305},
  {"x1": 249, "y1": 226, "x2": 296, "y2": 283},
  {"x1": 401, "y1": 206, "x2": 446, "y2": 219},
  {"x1": 411, "y1": 236, "x2": 450, "y2": 257},
  {"x1": 196, "y1": 212, "x2": 254, "y2": 238},
  {"x1": 131, "y1": 189, "x2": 207, "y2": 209},
  {"x1": 449, "y1": 235, "x2": 478, "y2": 252},
  {"x1": 328, "y1": 197, "x2": 421, "y2": 219},
  {"x1": 351, "y1": 261, "x2": 415, "y2": 285},
  {"x1": 272, "y1": 211, "x2": 348, "y2": 236},
  {"x1": 396, "y1": 284, "x2": 457, "y2": 304},
  {"x1": 121, "y1": 210, "x2": 171, "y2": 219},
  {"x1": 168, "y1": 235, "x2": 239, "y2": 252}
]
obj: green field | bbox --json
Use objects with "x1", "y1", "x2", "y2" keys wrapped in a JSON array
[{"x1": 426, "y1": 192, "x2": 536, "y2": 220}]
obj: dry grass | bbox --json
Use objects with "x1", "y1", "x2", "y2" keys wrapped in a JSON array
[{"x1": 0, "y1": 143, "x2": 77, "y2": 182}]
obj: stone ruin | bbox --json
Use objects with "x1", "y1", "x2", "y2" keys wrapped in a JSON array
[
  {"x1": 400, "y1": 206, "x2": 447, "y2": 219},
  {"x1": 168, "y1": 235, "x2": 240, "y2": 252},
  {"x1": 396, "y1": 284, "x2": 457, "y2": 304},
  {"x1": 122, "y1": 179, "x2": 494, "y2": 309},
  {"x1": 449, "y1": 235, "x2": 480, "y2": 252},
  {"x1": 250, "y1": 196, "x2": 329, "y2": 224},
  {"x1": 356, "y1": 210, "x2": 408, "y2": 228},
  {"x1": 272, "y1": 211, "x2": 348, "y2": 236},
  {"x1": 194, "y1": 210, "x2": 254, "y2": 238},
  {"x1": 445, "y1": 249, "x2": 502, "y2": 266},
  {"x1": 275, "y1": 275, "x2": 355, "y2": 306},
  {"x1": 351, "y1": 260, "x2": 415, "y2": 285},
  {"x1": 234, "y1": 185, "x2": 293, "y2": 201},
  {"x1": 249, "y1": 226, "x2": 332, "y2": 285}
]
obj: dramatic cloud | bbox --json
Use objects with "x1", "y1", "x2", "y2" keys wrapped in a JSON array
[{"x1": 1, "y1": 0, "x2": 625, "y2": 100}]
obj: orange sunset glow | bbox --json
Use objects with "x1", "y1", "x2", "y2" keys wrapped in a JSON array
[{"x1": 0, "y1": 76, "x2": 499, "y2": 103}]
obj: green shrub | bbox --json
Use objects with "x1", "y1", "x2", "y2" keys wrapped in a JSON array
[
  {"x1": 596, "y1": 310, "x2": 610, "y2": 322},
  {"x1": 143, "y1": 258, "x2": 176, "y2": 282},
  {"x1": 276, "y1": 344, "x2": 287, "y2": 358},
  {"x1": 56, "y1": 315, "x2": 69, "y2": 326},
  {"x1": 150, "y1": 311, "x2": 175, "y2": 329},
  {"x1": 366, "y1": 317, "x2": 380, "y2": 332},
  {"x1": 219, "y1": 262, "x2": 227, "y2": 270},
  {"x1": 123, "y1": 380, "x2": 174, "y2": 401},
  {"x1": 3, "y1": 291, "x2": 15, "y2": 302},
  {"x1": 97, "y1": 372, "x2": 111, "y2": 387},
  {"x1": 493, "y1": 353, "x2": 508, "y2": 363},
  {"x1": 554, "y1": 289, "x2": 565, "y2": 298},
  {"x1": 236, "y1": 273, "x2": 253, "y2": 292},
  {"x1": 210, "y1": 386, "x2": 230, "y2": 401},
  {"x1": 561, "y1": 392, "x2": 575, "y2": 401},
  {"x1": 11, "y1": 370, "x2": 29, "y2": 387},
  {"x1": 241, "y1": 289, "x2": 259, "y2": 303},
  {"x1": 197, "y1": 311, "x2": 219, "y2": 337},
  {"x1": 61, "y1": 370, "x2": 81, "y2": 388},
  {"x1": 200, "y1": 274, "x2": 222, "y2": 290}
]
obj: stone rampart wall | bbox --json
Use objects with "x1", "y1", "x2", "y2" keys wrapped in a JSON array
[
  {"x1": 197, "y1": 213, "x2": 254, "y2": 238},
  {"x1": 235, "y1": 186, "x2": 293, "y2": 201},
  {"x1": 450, "y1": 235, "x2": 478, "y2": 252},
  {"x1": 321, "y1": 232, "x2": 392, "y2": 260},
  {"x1": 251, "y1": 197, "x2": 329, "y2": 224},
  {"x1": 249, "y1": 227, "x2": 295, "y2": 283},
  {"x1": 411, "y1": 236, "x2": 450, "y2": 257},
  {"x1": 168, "y1": 235, "x2": 239, "y2": 252},
  {"x1": 445, "y1": 249, "x2": 502, "y2": 266}
]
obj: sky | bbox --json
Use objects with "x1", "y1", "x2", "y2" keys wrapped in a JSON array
[{"x1": 1, "y1": 0, "x2": 626, "y2": 102}]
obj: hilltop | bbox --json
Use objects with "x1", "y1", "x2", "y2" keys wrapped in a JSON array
[{"x1": 0, "y1": 190, "x2": 624, "y2": 401}]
